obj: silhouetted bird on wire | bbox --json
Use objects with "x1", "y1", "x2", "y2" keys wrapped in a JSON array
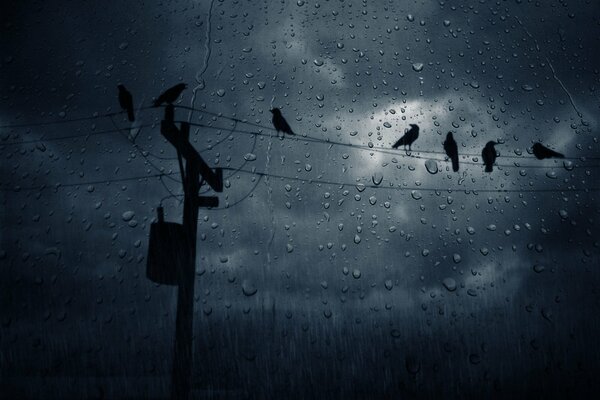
[
  {"x1": 118, "y1": 85, "x2": 135, "y2": 122},
  {"x1": 443, "y1": 132, "x2": 459, "y2": 172},
  {"x1": 153, "y1": 83, "x2": 187, "y2": 107},
  {"x1": 482, "y1": 141, "x2": 499, "y2": 172},
  {"x1": 392, "y1": 124, "x2": 419, "y2": 151},
  {"x1": 532, "y1": 142, "x2": 564, "y2": 160},
  {"x1": 271, "y1": 108, "x2": 295, "y2": 135}
]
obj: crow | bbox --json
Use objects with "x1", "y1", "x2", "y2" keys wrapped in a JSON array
[
  {"x1": 482, "y1": 141, "x2": 499, "y2": 173},
  {"x1": 153, "y1": 83, "x2": 187, "y2": 107},
  {"x1": 532, "y1": 142, "x2": 564, "y2": 160},
  {"x1": 443, "y1": 132, "x2": 459, "y2": 172},
  {"x1": 392, "y1": 124, "x2": 419, "y2": 151},
  {"x1": 271, "y1": 108, "x2": 295, "y2": 135},
  {"x1": 118, "y1": 84, "x2": 134, "y2": 122}
]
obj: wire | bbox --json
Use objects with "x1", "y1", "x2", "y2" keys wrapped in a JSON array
[
  {"x1": 0, "y1": 172, "x2": 177, "y2": 192},
  {"x1": 180, "y1": 121, "x2": 600, "y2": 169},
  {"x1": 175, "y1": 105, "x2": 600, "y2": 161},
  {"x1": 108, "y1": 116, "x2": 181, "y2": 185},
  {"x1": 4, "y1": 165, "x2": 597, "y2": 195},
  {"x1": 4, "y1": 103, "x2": 599, "y2": 163},
  {"x1": 205, "y1": 175, "x2": 264, "y2": 211},
  {"x1": 0, "y1": 107, "x2": 155, "y2": 129},
  {"x1": 220, "y1": 166, "x2": 600, "y2": 194},
  {"x1": 0, "y1": 124, "x2": 157, "y2": 146}
]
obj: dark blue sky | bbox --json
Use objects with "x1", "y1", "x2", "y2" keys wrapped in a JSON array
[{"x1": 1, "y1": 0, "x2": 599, "y2": 398}]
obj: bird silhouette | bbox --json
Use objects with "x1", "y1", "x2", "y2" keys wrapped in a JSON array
[
  {"x1": 443, "y1": 132, "x2": 459, "y2": 172},
  {"x1": 482, "y1": 141, "x2": 498, "y2": 172},
  {"x1": 271, "y1": 108, "x2": 295, "y2": 135},
  {"x1": 118, "y1": 85, "x2": 134, "y2": 122},
  {"x1": 532, "y1": 142, "x2": 564, "y2": 160},
  {"x1": 392, "y1": 124, "x2": 420, "y2": 151},
  {"x1": 153, "y1": 83, "x2": 187, "y2": 107}
]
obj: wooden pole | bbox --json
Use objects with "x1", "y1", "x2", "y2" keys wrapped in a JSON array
[
  {"x1": 160, "y1": 106, "x2": 221, "y2": 400},
  {"x1": 170, "y1": 122, "x2": 198, "y2": 400}
]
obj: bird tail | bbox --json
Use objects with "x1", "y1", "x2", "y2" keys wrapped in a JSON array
[
  {"x1": 451, "y1": 156, "x2": 459, "y2": 172},
  {"x1": 554, "y1": 151, "x2": 565, "y2": 159},
  {"x1": 485, "y1": 165, "x2": 493, "y2": 173},
  {"x1": 127, "y1": 109, "x2": 135, "y2": 122},
  {"x1": 392, "y1": 138, "x2": 405, "y2": 149}
]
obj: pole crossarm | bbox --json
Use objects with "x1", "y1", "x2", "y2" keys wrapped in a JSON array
[{"x1": 161, "y1": 120, "x2": 223, "y2": 192}]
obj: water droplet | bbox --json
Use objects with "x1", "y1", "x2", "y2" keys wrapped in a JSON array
[
  {"x1": 563, "y1": 160, "x2": 574, "y2": 171},
  {"x1": 411, "y1": 190, "x2": 422, "y2": 200},
  {"x1": 352, "y1": 269, "x2": 361, "y2": 279},
  {"x1": 216, "y1": 88, "x2": 226, "y2": 97},
  {"x1": 425, "y1": 159, "x2": 438, "y2": 174},
  {"x1": 405, "y1": 356, "x2": 420, "y2": 374},
  {"x1": 384, "y1": 280, "x2": 393, "y2": 290},
  {"x1": 558, "y1": 209, "x2": 568, "y2": 219},
  {"x1": 313, "y1": 59, "x2": 324, "y2": 66},
  {"x1": 469, "y1": 353, "x2": 481, "y2": 365},
  {"x1": 383, "y1": 121, "x2": 392, "y2": 128},
  {"x1": 122, "y1": 211, "x2": 135, "y2": 222},
  {"x1": 242, "y1": 280, "x2": 257, "y2": 296},
  {"x1": 452, "y1": 253, "x2": 462, "y2": 263},
  {"x1": 244, "y1": 153, "x2": 257, "y2": 161},
  {"x1": 372, "y1": 172, "x2": 383, "y2": 186},
  {"x1": 442, "y1": 278, "x2": 457, "y2": 292},
  {"x1": 533, "y1": 264, "x2": 545, "y2": 273},
  {"x1": 545, "y1": 171, "x2": 557, "y2": 179},
  {"x1": 412, "y1": 63, "x2": 424, "y2": 72}
]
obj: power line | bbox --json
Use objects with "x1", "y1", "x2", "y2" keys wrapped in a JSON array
[
  {"x1": 0, "y1": 172, "x2": 177, "y2": 192},
  {"x1": 4, "y1": 103, "x2": 599, "y2": 163},
  {"x1": 177, "y1": 105, "x2": 600, "y2": 161},
  {"x1": 0, "y1": 107, "x2": 156, "y2": 129},
  {"x1": 180, "y1": 120, "x2": 600, "y2": 169},
  {"x1": 4, "y1": 165, "x2": 597, "y2": 195},
  {"x1": 0, "y1": 124, "x2": 156, "y2": 146},
  {"x1": 219, "y1": 166, "x2": 600, "y2": 194},
  {"x1": 108, "y1": 117, "x2": 181, "y2": 186}
]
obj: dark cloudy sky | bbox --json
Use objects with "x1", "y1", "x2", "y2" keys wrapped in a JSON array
[{"x1": 1, "y1": 0, "x2": 600, "y2": 398}]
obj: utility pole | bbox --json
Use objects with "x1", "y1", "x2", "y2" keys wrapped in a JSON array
[{"x1": 160, "y1": 105, "x2": 222, "y2": 400}]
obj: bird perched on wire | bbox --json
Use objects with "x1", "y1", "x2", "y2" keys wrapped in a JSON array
[
  {"x1": 482, "y1": 141, "x2": 499, "y2": 172},
  {"x1": 271, "y1": 108, "x2": 295, "y2": 136},
  {"x1": 392, "y1": 124, "x2": 419, "y2": 152},
  {"x1": 532, "y1": 142, "x2": 564, "y2": 160},
  {"x1": 443, "y1": 132, "x2": 459, "y2": 172},
  {"x1": 117, "y1": 85, "x2": 135, "y2": 122},
  {"x1": 153, "y1": 83, "x2": 187, "y2": 107}
]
